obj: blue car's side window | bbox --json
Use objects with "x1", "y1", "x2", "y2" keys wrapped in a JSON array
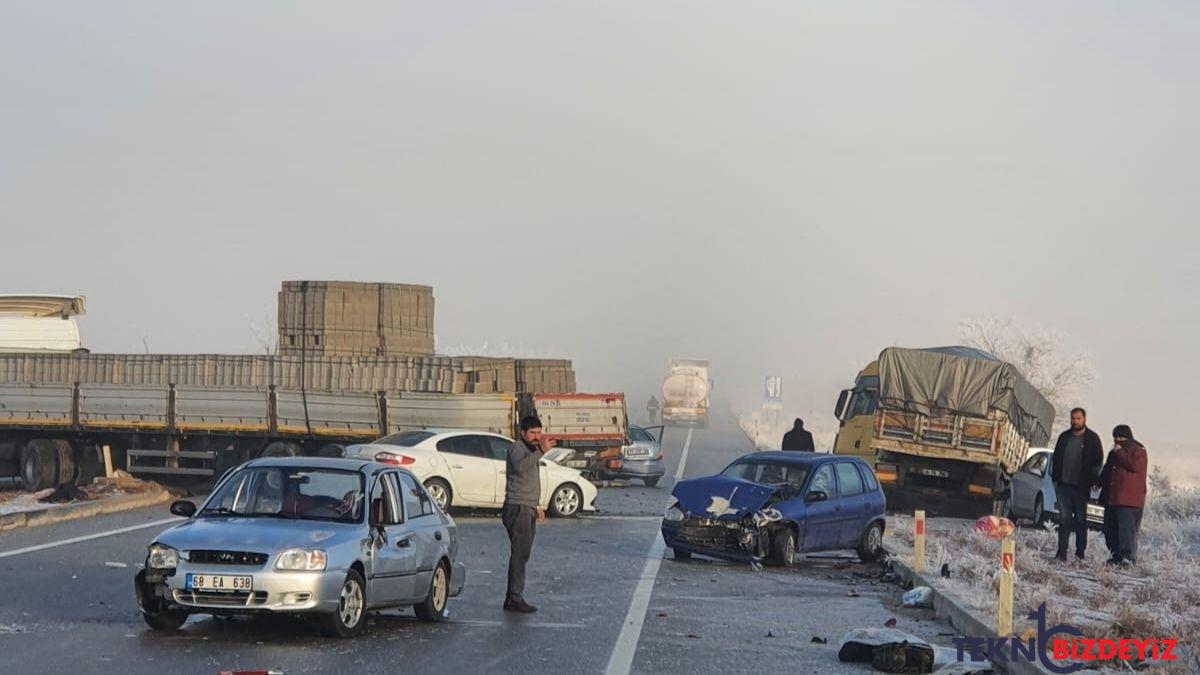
[
  {"x1": 836, "y1": 462, "x2": 865, "y2": 497},
  {"x1": 809, "y1": 464, "x2": 838, "y2": 499},
  {"x1": 858, "y1": 463, "x2": 879, "y2": 493}
]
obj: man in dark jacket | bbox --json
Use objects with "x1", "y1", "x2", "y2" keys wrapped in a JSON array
[
  {"x1": 1050, "y1": 407, "x2": 1104, "y2": 561},
  {"x1": 781, "y1": 418, "x2": 815, "y2": 452},
  {"x1": 1099, "y1": 425, "x2": 1148, "y2": 565}
]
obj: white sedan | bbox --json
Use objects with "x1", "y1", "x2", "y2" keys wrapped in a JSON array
[{"x1": 345, "y1": 430, "x2": 598, "y2": 518}]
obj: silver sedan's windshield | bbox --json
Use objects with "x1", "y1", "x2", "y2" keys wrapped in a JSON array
[{"x1": 201, "y1": 467, "x2": 364, "y2": 523}]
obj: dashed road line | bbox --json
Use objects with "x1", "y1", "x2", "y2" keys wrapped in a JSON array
[{"x1": 605, "y1": 426, "x2": 692, "y2": 675}]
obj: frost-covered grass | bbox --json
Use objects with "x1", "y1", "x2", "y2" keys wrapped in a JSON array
[{"x1": 885, "y1": 485, "x2": 1200, "y2": 673}]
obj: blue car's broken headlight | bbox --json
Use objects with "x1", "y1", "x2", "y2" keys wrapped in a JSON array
[{"x1": 664, "y1": 497, "x2": 685, "y2": 522}]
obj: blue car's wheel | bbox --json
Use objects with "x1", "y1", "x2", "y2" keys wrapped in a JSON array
[
  {"x1": 768, "y1": 528, "x2": 796, "y2": 567},
  {"x1": 857, "y1": 522, "x2": 884, "y2": 562}
]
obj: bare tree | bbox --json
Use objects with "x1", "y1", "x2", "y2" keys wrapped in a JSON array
[
  {"x1": 959, "y1": 316, "x2": 1096, "y2": 429},
  {"x1": 247, "y1": 304, "x2": 278, "y2": 355}
]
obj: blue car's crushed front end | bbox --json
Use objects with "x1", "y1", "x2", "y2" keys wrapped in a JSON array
[{"x1": 660, "y1": 475, "x2": 793, "y2": 564}]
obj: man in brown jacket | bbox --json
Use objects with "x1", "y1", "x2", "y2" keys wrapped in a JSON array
[{"x1": 1098, "y1": 424, "x2": 1148, "y2": 565}]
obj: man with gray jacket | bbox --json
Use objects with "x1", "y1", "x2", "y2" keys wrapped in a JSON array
[{"x1": 502, "y1": 416, "x2": 556, "y2": 613}]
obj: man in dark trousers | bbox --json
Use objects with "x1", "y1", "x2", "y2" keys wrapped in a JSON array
[
  {"x1": 1099, "y1": 425, "x2": 1148, "y2": 565},
  {"x1": 781, "y1": 418, "x2": 815, "y2": 452},
  {"x1": 1050, "y1": 408, "x2": 1104, "y2": 561},
  {"x1": 502, "y1": 416, "x2": 556, "y2": 613},
  {"x1": 647, "y1": 395, "x2": 660, "y2": 424}
]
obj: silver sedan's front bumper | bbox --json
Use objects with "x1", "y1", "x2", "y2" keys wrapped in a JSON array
[{"x1": 160, "y1": 563, "x2": 346, "y2": 613}]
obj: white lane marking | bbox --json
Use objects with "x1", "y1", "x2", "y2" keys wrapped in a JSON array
[
  {"x1": 605, "y1": 426, "x2": 693, "y2": 675},
  {"x1": 673, "y1": 427, "x2": 693, "y2": 481},
  {"x1": 0, "y1": 517, "x2": 180, "y2": 559},
  {"x1": 452, "y1": 620, "x2": 586, "y2": 629},
  {"x1": 584, "y1": 516, "x2": 662, "y2": 522}
]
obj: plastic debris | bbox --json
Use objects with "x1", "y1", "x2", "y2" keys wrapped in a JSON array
[
  {"x1": 104, "y1": 562, "x2": 128, "y2": 568},
  {"x1": 811, "y1": 636, "x2": 827, "y2": 644},
  {"x1": 973, "y1": 515, "x2": 1015, "y2": 541},
  {"x1": 902, "y1": 586, "x2": 933, "y2": 608},
  {"x1": 884, "y1": 618, "x2": 898, "y2": 628},
  {"x1": 940, "y1": 563, "x2": 950, "y2": 578}
]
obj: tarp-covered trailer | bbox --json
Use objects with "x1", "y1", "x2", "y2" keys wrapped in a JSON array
[{"x1": 847, "y1": 346, "x2": 1055, "y2": 516}]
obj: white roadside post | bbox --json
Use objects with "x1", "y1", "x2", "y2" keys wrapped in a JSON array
[
  {"x1": 997, "y1": 537, "x2": 1015, "y2": 636},
  {"x1": 914, "y1": 510, "x2": 926, "y2": 573}
]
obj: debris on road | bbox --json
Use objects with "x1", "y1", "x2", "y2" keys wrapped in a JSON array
[
  {"x1": 104, "y1": 562, "x2": 128, "y2": 569},
  {"x1": 810, "y1": 636, "x2": 826, "y2": 644},
  {"x1": 838, "y1": 628, "x2": 935, "y2": 674},
  {"x1": 901, "y1": 586, "x2": 933, "y2": 608},
  {"x1": 884, "y1": 618, "x2": 898, "y2": 628}
]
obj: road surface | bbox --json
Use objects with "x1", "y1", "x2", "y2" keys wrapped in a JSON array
[{"x1": 0, "y1": 410, "x2": 956, "y2": 674}]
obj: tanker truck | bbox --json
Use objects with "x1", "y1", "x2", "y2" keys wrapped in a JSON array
[{"x1": 661, "y1": 358, "x2": 710, "y2": 427}]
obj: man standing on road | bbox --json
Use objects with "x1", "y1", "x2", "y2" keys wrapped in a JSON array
[
  {"x1": 781, "y1": 418, "x2": 815, "y2": 452},
  {"x1": 502, "y1": 416, "x2": 556, "y2": 613},
  {"x1": 647, "y1": 395, "x2": 660, "y2": 424},
  {"x1": 1050, "y1": 408, "x2": 1104, "y2": 561},
  {"x1": 1099, "y1": 425, "x2": 1148, "y2": 565}
]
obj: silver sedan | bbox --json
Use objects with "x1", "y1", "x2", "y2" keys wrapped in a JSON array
[{"x1": 134, "y1": 457, "x2": 466, "y2": 638}]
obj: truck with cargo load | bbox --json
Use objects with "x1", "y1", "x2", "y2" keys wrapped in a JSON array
[
  {"x1": 661, "y1": 358, "x2": 710, "y2": 427},
  {"x1": 0, "y1": 383, "x2": 629, "y2": 491},
  {"x1": 0, "y1": 289, "x2": 593, "y2": 491},
  {"x1": 832, "y1": 346, "x2": 1055, "y2": 517}
]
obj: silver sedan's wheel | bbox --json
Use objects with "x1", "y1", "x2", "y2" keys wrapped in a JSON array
[
  {"x1": 424, "y1": 478, "x2": 451, "y2": 510},
  {"x1": 323, "y1": 570, "x2": 367, "y2": 638},
  {"x1": 550, "y1": 484, "x2": 582, "y2": 518},
  {"x1": 414, "y1": 562, "x2": 449, "y2": 622}
]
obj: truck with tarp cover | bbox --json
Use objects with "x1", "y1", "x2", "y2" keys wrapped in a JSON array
[{"x1": 832, "y1": 346, "x2": 1055, "y2": 516}]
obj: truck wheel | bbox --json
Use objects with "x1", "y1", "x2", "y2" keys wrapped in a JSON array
[
  {"x1": 53, "y1": 440, "x2": 76, "y2": 486},
  {"x1": 74, "y1": 443, "x2": 102, "y2": 487},
  {"x1": 261, "y1": 441, "x2": 301, "y2": 458},
  {"x1": 317, "y1": 443, "x2": 345, "y2": 458},
  {"x1": 20, "y1": 439, "x2": 58, "y2": 492},
  {"x1": 857, "y1": 522, "x2": 884, "y2": 562},
  {"x1": 413, "y1": 561, "x2": 449, "y2": 622}
]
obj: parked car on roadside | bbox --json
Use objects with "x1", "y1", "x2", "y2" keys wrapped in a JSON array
[
  {"x1": 134, "y1": 457, "x2": 466, "y2": 637},
  {"x1": 344, "y1": 429, "x2": 598, "y2": 518},
  {"x1": 661, "y1": 452, "x2": 886, "y2": 566},
  {"x1": 598, "y1": 425, "x2": 666, "y2": 486},
  {"x1": 1007, "y1": 449, "x2": 1105, "y2": 529}
]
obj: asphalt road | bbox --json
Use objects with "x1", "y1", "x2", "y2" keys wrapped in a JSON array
[{"x1": 0, "y1": 411, "x2": 958, "y2": 674}]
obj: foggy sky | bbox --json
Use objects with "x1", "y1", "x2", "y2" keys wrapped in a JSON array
[{"x1": 2, "y1": 2, "x2": 1197, "y2": 459}]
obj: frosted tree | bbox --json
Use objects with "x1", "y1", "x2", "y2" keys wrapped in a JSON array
[{"x1": 959, "y1": 317, "x2": 1095, "y2": 429}]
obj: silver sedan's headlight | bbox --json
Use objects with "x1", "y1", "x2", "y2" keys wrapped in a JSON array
[
  {"x1": 275, "y1": 549, "x2": 328, "y2": 571},
  {"x1": 147, "y1": 543, "x2": 179, "y2": 569}
]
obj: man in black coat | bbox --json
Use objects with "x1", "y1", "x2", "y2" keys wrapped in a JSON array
[
  {"x1": 782, "y1": 419, "x2": 815, "y2": 452},
  {"x1": 1050, "y1": 407, "x2": 1104, "y2": 561}
]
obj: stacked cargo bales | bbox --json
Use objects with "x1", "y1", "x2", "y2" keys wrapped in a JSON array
[
  {"x1": 515, "y1": 359, "x2": 576, "y2": 394},
  {"x1": 0, "y1": 353, "x2": 574, "y2": 395},
  {"x1": 277, "y1": 281, "x2": 434, "y2": 357}
]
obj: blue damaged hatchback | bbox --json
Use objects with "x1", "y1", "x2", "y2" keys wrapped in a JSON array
[{"x1": 661, "y1": 452, "x2": 886, "y2": 566}]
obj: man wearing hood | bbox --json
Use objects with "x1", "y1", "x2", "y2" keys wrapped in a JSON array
[
  {"x1": 782, "y1": 419, "x2": 815, "y2": 452},
  {"x1": 1098, "y1": 424, "x2": 1148, "y2": 565}
]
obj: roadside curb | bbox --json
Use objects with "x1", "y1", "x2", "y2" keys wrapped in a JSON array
[
  {"x1": 886, "y1": 550, "x2": 1051, "y2": 675},
  {"x1": 0, "y1": 489, "x2": 172, "y2": 533}
]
